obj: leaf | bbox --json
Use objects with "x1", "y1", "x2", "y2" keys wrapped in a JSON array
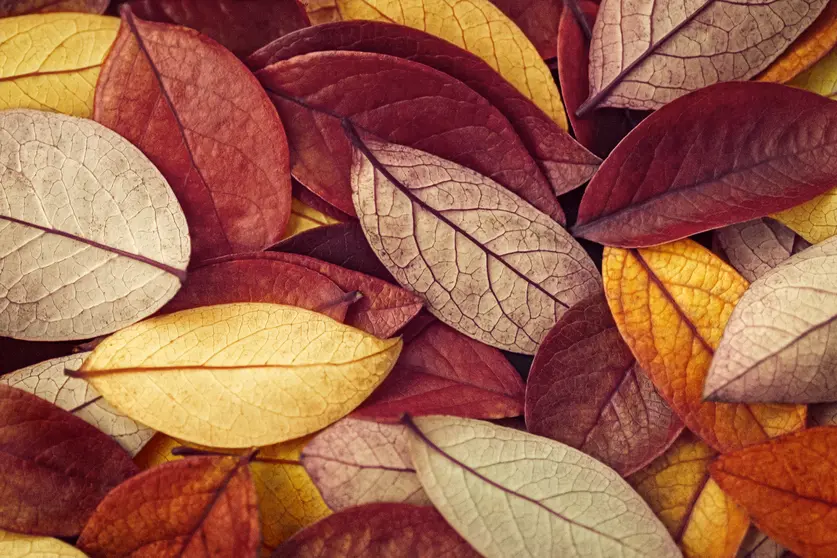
[
  {"x1": 488, "y1": 0, "x2": 561, "y2": 59},
  {"x1": 94, "y1": 9, "x2": 291, "y2": 264},
  {"x1": 573, "y1": 82, "x2": 837, "y2": 248},
  {"x1": 0, "y1": 529, "x2": 88, "y2": 558},
  {"x1": 293, "y1": 182, "x2": 353, "y2": 222},
  {"x1": 77, "y1": 455, "x2": 260, "y2": 558},
  {"x1": 333, "y1": 0, "x2": 567, "y2": 129},
  {"x1": 0, "y1": 109, "x2": 190, "y2": 342},
  {"x1": 0, "y1": 384, "x2": 138, "y2": 536},
  {"x1": 579, "y1": 0, "x2": 828, "y2": 112},
  {"x1": 758, "y1": 0, "x2": 837, "y2": 83},
  {"x1": 0, "y1": 0, "x2": 107, "y2": 15},
  {"x1": 710, "y1": 427, "x2": 837, "y2": 558},
  {"x1": 299, "y1": 0, "x2": 341, "y2": 23},
  {"x1": 0, "y1": 354, "x2": 154, "y2": 456},
  {"x1": 404, "y1": 415, "x2": 682, "y2": 558},
  {"x1": 125, "y1": 0, "x2": 310, "y2": 57},
  {"x1": 256, "y1": 51, "x2": 565, "y2": 222},
  {"x1": 160, "y1": 253, "x2": 353, "y2": 322},
  {"x1": 354, "y1": 320, "x2": 524, "y2": 420},
  {"x1": 350, "y1": 134, "x2": 601, "y2": 354},
  {"x1": 809, "y1": 401, "x2": 837, "y2": 425},
  {"x1": 712, "y1": 219, "x2": 802, "y2": 283},
  {"x1": 773, "y1": 189, "x2": 837, "y2": 244},
  {"x1": 283, "y1": 198, "x2": 341, "y2": 240},
  {"x1": 738, "y1": 529, "x2": 791, "y2": 558},
  {"x1": 704, "y1": 235, "x2": 837, "y2": 403},
  {"x1": 248, "y1": 21, "x2": 599, "y2": 199},
  {"x1": 525, "y1": 293, "x2": 683, "y2": 476},
  {"x1": 629, "y1": 434, "x2": 750, "y2": 558},
  {"x1": 75, "y1": 303, "x2": 403, "y2": 447},
  {"x1": 788, "y1": 38, "x2": 837, "y2": 98},
  {"x1": 301, "y1": 418, "x2": 430, "y2": 510},
  {"x1": 603, "y1": 240, "x2": 807, "y2": 452},
  {"x1": 274, "y1": 503, "x2": 481, "y2": 558}
]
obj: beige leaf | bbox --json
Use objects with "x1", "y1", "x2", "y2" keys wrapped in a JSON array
[
  {"x1": 713, "y1": 219, "x2": 803, "y2": 283},
  {"x1": 0, "y1": 109, "x2": 190, "y2": 341},
  {"x1": 0, "y1": 353, "x2": 153, "y2": 456},
  {"x1": 405, "y1": 415, "x2": 682, "y2": 558},
  {"x1": 349, "y1": 134, "x2": 601, "y2": 354},
  {"x1": 0, "y1": 529, "x2": 88, "y2": 557},
  {"x1": 78, "y1": 303, "x2": 402, "y2": 448},
  {"x1": 301, "y1": 418, "x2": 430, "y2": 510}
]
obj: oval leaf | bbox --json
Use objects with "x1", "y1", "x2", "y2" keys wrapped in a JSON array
[
  {"x1": 525, "y1": 293, "x2": 683, "y2": 476},
  {"x1": 0, "y1": 109, "x2": 190, "y2": 341},
  {"x1": 573, "y1": 82, "x2": 837, "y2": 248},
  {"x1": 350, "y1": 134, "x2": 601, "y2": 354},
  {"x1": 76, "y1": 303, "x2": 402, "y2": 447},
  {"x1": 603, "y1": 240, "x2": 806, "y2": 452},
  {"x1": 712, "y1": 219, "x2": 801, "y2": 283},
  {"x1": 0, "y1": 530, "x2": 88, "y2": 558},
  {"x1": 94, "y1": 9, "x2": 291, "y2": 263},
  {"x1": 78, "y1": 455, "x2": 260, "y2": 558}
]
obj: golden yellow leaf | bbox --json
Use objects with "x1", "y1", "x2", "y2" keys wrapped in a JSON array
[
  {"x1": 78, "y1": 303, "x2": 402, "y2": 448},
  {"x1": 333, "y1": 0, "x2": 567, "y2": 130},
  {"x1": 282, "y1": 198, "x2": 341, "y2": 240},
  {"x1": 630, "y1": 434, "x2": 749, "y2": 558},
  {"x1": 603, "y1": 240, "x2": 806, "y2": 453},
  {"x1": 0, "y1": 529, "x2": 88, "y2": 557},
  {"x1": 0, "y1": 13, "x2": 118, "y2": 117},
  {"x1": 300, "y1": 0, "x2": 342, "y2": 23}
]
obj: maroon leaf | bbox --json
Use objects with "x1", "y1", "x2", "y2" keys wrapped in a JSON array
[
  {"x1": 489, "y1": 0, "x2": 562, "y2": 59},
  {"x1": 525, "y1": 293, "x2": 683, "y2": 476},
  {"x1": 0, "y1": 0, "x2": 108, "y2": 14},
  {"x1": 293, "y1": 180, "x2": 352, "y2": 223},
  {"x1": 573, "y1": 82, "x2": 837, "y2": 247}
]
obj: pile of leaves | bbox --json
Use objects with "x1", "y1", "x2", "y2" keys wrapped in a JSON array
[{"x1": 3, "y1": 0, "x2": 837, "y2": 556}]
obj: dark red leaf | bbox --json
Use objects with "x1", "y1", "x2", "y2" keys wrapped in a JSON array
[
  {"x1": 489, "y1": 0, "x2": 562, "y2": 59},
  {"x1": 293, "y1": 180, "x2": 352, "y2": 222},
  {"x1": 0, "y1": 0, "x2": 108, "y2": 14}
]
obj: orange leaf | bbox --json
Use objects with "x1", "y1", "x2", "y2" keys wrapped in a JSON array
[{"x1": 603, "y1": 240, "x2": 806, "y2": 452}]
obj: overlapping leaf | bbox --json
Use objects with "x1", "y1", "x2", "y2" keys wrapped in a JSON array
[
  {"x1": 0, "y1": 0, "x2": 107, "y2": 14},
  {"x1": 712, "y1": 219, "x2": 804, "y2": 283},
  {"x1": 489, "y1": 0, "x2": 561, "y2": 59},
  {"x1": 0, "y1": 530, "x2": 88, "y2": 558},
  {"x1": 738, "y1": 530, "x2": 791, "y2": 558},
  {"x1": 283, "y1": 198, "x2": 341, "y2": 239}
]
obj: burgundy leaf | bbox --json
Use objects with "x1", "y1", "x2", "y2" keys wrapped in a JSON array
[
  {"x1": 489, "y1": 0, "x2": 562, "y2": 59},
  {"x1": 0, "y1": 0, "x2": 108, "y2": 14}
]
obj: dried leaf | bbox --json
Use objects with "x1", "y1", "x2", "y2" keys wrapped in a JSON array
[
  {"x1": 574, "y1": 82, "x2": 837, "y2": 247},
  {"x1": 405, "y1": 415, "x2": 681, "y2": 558},
  {"x1": 351, "y1": 135, "x2": 601, "y2": 354},
  {"x1": 580, "y1": 0, "x2": 827, "y2": 112},
  {"x1": 333, "y1": 0, "x2": 567, "y2": 129},
  {"x1": 283, "y1": 198, "x2": 341, "y2": 240},
  {"x1": 774, "y1": 188, "x2": 837, "y2": 244},
  {"x1": 0, "y1": 384, "x2": 138, "y2": 536},
  {"x1": 0, "y1": 354, "x2": 153, "y2": 456},
  {"x1": 94, "y1": 9, "x2": 291, "y2": 264},
  {"x1": 738, "y1": 530, "x2": 791, "y2": 558},
  {"x1": 275, "y1": 503, "x2": 481, "y2": 558},
  {"x1": 603, "y1": 240, "x2": 806, "y2": 452},
  {"x1": 710, "y1": 427, "x2": 837, "y2": 558},
  {"x1": 788, "y1": 38, "x2": 837, "y2": 98},
  {"x1": 0, "y1": 529, "x2": 88, "y2": 558},
  {"x1": 301, "y1": 418, "x2": 430, "y2": 510},
  {"x1": 125, "y1": 0, "x2": 310, "y2": 57},
  {"x1": 705, "y1": 235, "x2": 837, "y2": 403},
  {"x1": 292, "y1": 182, "x2": 353, "y2": 223},
  {"x1": 489, "y1": 0, "x2": 561, "y2": 59},
  {"x1": 712, "y1": 219, "x2": 800, "y2": 283},
  {"x1": 0, "y1": 0, "x2": 107, "y2": 14},
  {"x1": 629, "y1": 434, "x2": 749, "y2": 558},
  {"x1": 76, "y1": 303, "x2": 402, "y2": 447},
  {"x1": 525, "y1": 293, "x2": 683, "y2": 476},
  {"x1": 299, "y1": 0, "x2": 340, "y2": 23},
  {"x1": 0, "y1": 109, "x2": 190, "y2": 341},
  {"x1": 78, "y1": 455, "x2": 260, "y2": 557}
]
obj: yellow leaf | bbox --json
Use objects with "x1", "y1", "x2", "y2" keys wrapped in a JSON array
[
  {"x1": 299, "y1": 0, "x2": 342, "y2": 24},
  {"x1": 282, "y1": 198, "x2": 340, "y2": 240},
  {"x1": 0, "y1": 13, "x2": 118, "y2": 117},
  {"x1": 135, "y1": 433, "x2": 331, "y2": 549},
  {"x1": 79, "y1": 303, "x2": 402, "y2": 447},
  {"x1": 630, "y1": 434, "x2": 749, "y2": 558},
  {"x1": 0, "y1": 529, "x2": 88, "y2": 557},
  {"x1": 334, "y1": 0, "x2": 567, "y2": 130},
  {"x1": 603, "y1": 240, "x2": 806, "y2": 453}
]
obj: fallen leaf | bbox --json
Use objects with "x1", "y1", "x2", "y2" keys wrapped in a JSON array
[
  {"x1": 603, "y1": 240, "x2": 806, "y2": 452},
  {"x1": 299, "y1": 0, "x2": 340, "y2": 23},
  {"x1": 160, "y1": 253, "x2": 352, "y2": 322},
  {"x1": 275, "y1": 503, "x2": 481, "y2": 558},
  {"x1": 710, "y1": 427, "x2": 837, "y2": 558},
  {"x1": 579, "y1": 0, "x2": 827, "y2": 112},
  {"x1": 355, "y1": 320, "x2": 524, "y2": 420},
  {"x1": 75, "y1": 303, "x2": 403, "y2": 447},
  {"x1": 1, "y1": 354, "x2": 153, "y2": 456},
  {"x1": 0, "y1": 0, "x2": 107, "y2": 15},
  {"x1": 489, "y1": 0, "x2": 561, "y2": 59},
  {"x1": 125, "y1": 0, "x2": 310, "y2": 57},
  {"x1": 787, "y1": 38, "x2": 837, "y2": 98},
  {"x1": 738, "y1": 529, "x2": 791, "y2": 558},
  {"x1": 0, "y1": 109, "x2": 190, "y2": 341},
  {"x1": 758, "y1": 0, "x2": 837, "y2": 83},
  {"x1": 333, "y1": 0, "x2": 567, "y2": 129},
  {"x1": 0, "y1": 384, "x2": 138, "y2": 536},
  {"x1": 350, "y1": 134, "x2": 601, "y2": 354},
  {"x1": 629, "y1": 433, "x2": 749, "y2": 558},
  {"x1": 712, "y1": 219, "x2": 801, "y2": 283},
  {"x1": 283, "y1": 198, "x2": 341, "y2": 239},
  {"x1": 248, "y1": 21, "x2": 599, "y2": 199},
  {"x1": 405, "y1": 415, "x2": 681, "y2": 558},
  {"x1": 78, "y1": 455, "x2": 260, "y2": 557},
  {"x1": 94, "y1": 9, "x2": 291, "y2": 264},
  {"x1": 257, "y1": 51, "x2": 565, "y2": 222},
  {"x1": 0, "y1": 529, "x2": 88, "y2": 558},
  {"x1": 574, "y1": 82, "x2": 837, "y2": 247},
  {"x1": 301, "y1": 418, "x2": 430, "y2": 510},
  {"x1": 774, "y1": 189, "x2": 837, "y2": 244},
  {"x1": 293, "y1": 182, "x2": 353, "y2": 223},
  {"x1": 525, "y1": 293, "x2": 683, "y2": 476},
  {"x1": 705, "y1": 235, "x2": 837, "y2": 403}
]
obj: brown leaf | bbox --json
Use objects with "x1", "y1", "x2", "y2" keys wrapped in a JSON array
[
  {"x1": 712, "y1": 219, "x2": 801, "y2": 283},
  {"x1": 525, "y1": 293, "x2": 683, "y2": 476},
  {"x1": 78, "y1": 455, "x2": 260, "y2": 557},
  {"x1": 0, "y1": 385, "x2": 138, "y2": 536},
  {"x1": 489, "y1": 0, "x2": 562, "y2": 59},
  {"x1": 0, "y1": 0, "x2": 107, "y2": 14},
  {"x1": 94, "y1": 8, "x2": 292, "y2": 264}
]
